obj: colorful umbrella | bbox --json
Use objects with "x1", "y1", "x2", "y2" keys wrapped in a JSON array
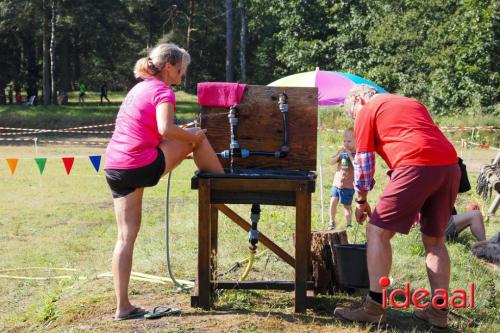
[{"x1": 268, "y1": 68, "x2": 388, "y2": 106}]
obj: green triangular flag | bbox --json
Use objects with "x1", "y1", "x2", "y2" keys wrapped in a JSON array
[{"x1": 35, "y1": 158, "x2": 47, "y2": 174}]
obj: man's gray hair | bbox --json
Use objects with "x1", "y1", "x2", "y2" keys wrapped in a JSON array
[{"x1": 344, "y1": 84, "x2": 378, "y2": 118}]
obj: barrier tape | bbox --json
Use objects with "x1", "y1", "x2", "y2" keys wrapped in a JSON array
[
  {"x1": 0, "y1": 123, "x2": 114, "y2": 131},
  {"x1": 455, "y1": 139, "x2": 500, "y2": 151},
  {"x1": 321, "y1": 139, "x2": 499, "y2": 151},
  {"x1": 439, "y1": 125, "x2": 499, "y2": 131},
  {"x1": 1, "y1": 123, "x2": 496, "y2": 133},
  {"x1": 0, "y1": 137, "x2": 108, "y2": 146},
  {"x1": 1, "y1": 130, "x2": 113, "y2": 136},
  {"x1": 321, "y1": 125, "x2": 499, "y2": 133}
]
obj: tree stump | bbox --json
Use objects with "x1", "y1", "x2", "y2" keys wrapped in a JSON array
[{"x1": 310, "y1": 230, "x2": 348, "y2": 294}]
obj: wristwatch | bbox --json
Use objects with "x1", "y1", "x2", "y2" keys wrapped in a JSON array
[{"x1": 355, "y1": 198, "x2": 367, "y2": 204}]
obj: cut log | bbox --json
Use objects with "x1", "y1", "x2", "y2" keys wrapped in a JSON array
[{"x1": 310, "y1": 230, "x2": 348, "y2": 294}]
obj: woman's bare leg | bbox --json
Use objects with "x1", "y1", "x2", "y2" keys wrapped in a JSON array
[
  {"x1": 112, "y1": 188, "x2": 144, "y2": 318},
  {"x1": 159, "y1": 134, "x2": 223, "y2": 174}
]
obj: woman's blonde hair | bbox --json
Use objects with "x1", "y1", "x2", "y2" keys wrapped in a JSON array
[
  {"x1": 343, "y1": 84, "x2": 377, "y2": 118},
  {"x1": 134, "y1": 43, "x2": 191, "y2": 79}
]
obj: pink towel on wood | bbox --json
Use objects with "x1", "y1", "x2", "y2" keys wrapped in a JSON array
[{"x1": 197, "y1": 82, "x2": 247, "y2": 107}]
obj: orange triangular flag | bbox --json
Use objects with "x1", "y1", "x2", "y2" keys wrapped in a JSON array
[
  {"x1": 62, "y1": 157, "x2": 75, "y2": 175},
  {"x1": 6, "y1": 158, "x2": 19, "y2": 175}
]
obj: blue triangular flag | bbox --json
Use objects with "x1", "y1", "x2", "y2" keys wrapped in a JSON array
[{"x1": 89, "y1": 155, "x2": 101, "y2": 172}]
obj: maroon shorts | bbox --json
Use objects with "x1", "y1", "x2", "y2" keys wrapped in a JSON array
[{"x1": 370, "y1": 164, "x2": 460, "y2": 237}]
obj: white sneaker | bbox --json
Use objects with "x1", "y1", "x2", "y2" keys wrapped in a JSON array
[{"x1": 328, "y1": 222, "x2": 336, "y2": 230}]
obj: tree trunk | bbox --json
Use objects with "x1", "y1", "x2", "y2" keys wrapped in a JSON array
[
  {"x1": 239, "y1": 0, "x2": 246, "y2": 82},
  {"x1": 42, "y1": 0, "x2": 51, "y2": 105},
  {"x1": 50, "y1": 0, "x2": 57, "y2": 104},
  {"x1": 147, "y1": 5, "x2": 153, "y2": 49},
  {"x1": 23, "y1": 34, "x2": 38, "y2": 99},
  {"x1": 72, "y1": 37, "x2": 81, "y2": 90},
  {"x1": 225, "y1": 0, "x2": 234, "y2": 82},
  {"x1": 58, "y1": 31, "x2": 70, "y2": 94},
  {"x1": 310, "y1": 230, "x2": 349, "y2": 294},
  {"x1": 0, "y1": 83, "x2": 6, "y2": 105},
  {"x1": 184, "y1": 0, "x2": 195, "y2": 87}
]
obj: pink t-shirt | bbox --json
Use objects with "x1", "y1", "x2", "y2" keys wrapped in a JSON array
[{"x1": 104, "y1": 77, "x2": 176, "y2": 169}]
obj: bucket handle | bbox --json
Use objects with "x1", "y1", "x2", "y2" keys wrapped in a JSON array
[{"x1": 354, "y1": 221, "x2": 359, "y2": 244}]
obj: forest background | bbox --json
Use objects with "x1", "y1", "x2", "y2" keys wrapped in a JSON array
[{"x1": 0, "y1": 0, "x2": 498, "y2": 115}]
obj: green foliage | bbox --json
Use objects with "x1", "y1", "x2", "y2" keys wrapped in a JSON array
[
  {"x1": 0, "y1": 0, "x2": 498, "y2": 115},
  {"x1": 247, "y1": 0, "x2": 499, "y2": 116},
  {"x1": 36, "y1": 291, "x2": 60, "y2": 324}
]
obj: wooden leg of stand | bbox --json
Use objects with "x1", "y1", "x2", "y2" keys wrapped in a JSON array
[
  {"x1": 198, "y1": 179, "x2": 211, "y2": 310},
  {"x1": 294, "y1": 183, "x2": 310, "y2": 313}
]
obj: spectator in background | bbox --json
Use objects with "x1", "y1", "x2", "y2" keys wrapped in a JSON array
[
  {"x1": 78, "y1": 82, "x2": 86, "y2": 105},
  {"x1": 15, "y1": 91, "x2": 22, "y2": 105},
  {"x1": 57, "y1": 90, "x2": 69, "y2": 105},
  {"x1": 100, "y1": 82, "x2": 111, "y2": 105},
  {"x1": 446, "y1": 204, "x2": 486, "y2": 243}
]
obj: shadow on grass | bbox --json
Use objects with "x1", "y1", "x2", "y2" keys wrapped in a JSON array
[
  {"x1": 449, "y1": 233, "x2": 476, "y2": 248},
  {"x1": 183, "y1": 290, "x2": 467, "y2": 332}
]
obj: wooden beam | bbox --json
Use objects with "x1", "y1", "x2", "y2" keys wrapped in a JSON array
[
  {"x1": 214, "y1": 204, "x2": 295, "y2": 267},
  {"x1": 210, "y1": 178, "x2": 300, "y2": 192},
  {"x1": 212, "y1": 280, "x2": 315, "y2": 291}
]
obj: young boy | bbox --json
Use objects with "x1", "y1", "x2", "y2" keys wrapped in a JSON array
[{"x1": 328, "y1": 128, "x2": 356, "y2": 229}]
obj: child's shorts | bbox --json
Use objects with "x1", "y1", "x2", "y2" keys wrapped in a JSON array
[{"x1": 330, "y1": 186, "x2": 355, "y2": 205}]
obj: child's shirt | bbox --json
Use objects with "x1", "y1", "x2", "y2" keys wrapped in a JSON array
[{"x1": 333, "y1": 151, "x2": 355, "y2": 189}]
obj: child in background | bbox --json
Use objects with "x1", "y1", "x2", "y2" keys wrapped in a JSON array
[{"x1": 328, "y1": 128, "x2": 356, "y2": 230}]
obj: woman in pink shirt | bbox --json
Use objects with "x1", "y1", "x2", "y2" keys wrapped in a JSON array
[{"x1": 105, "y1": 43, "x2": 223, "y2": 320}]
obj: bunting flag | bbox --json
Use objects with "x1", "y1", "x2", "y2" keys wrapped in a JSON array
[
  {"x1": 2, "y1": 155, "x2": 104, "y2": 175},
  {"x1": 34, "y1": 158, "x2": 47, "y2": 175},
  {"x1": 88, "y1": 155, "x2": 101, "y2": 172},
  {"x1": 6, "y1": 158, "x2": 19, "y2": 175},
  {"x1": 61, "y1": 157, "x2": 75, "y2": 175}
]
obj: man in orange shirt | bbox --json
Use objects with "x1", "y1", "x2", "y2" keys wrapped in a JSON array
[{"x1": 334, "y1": 85, "x2": 460, "y2": 331}]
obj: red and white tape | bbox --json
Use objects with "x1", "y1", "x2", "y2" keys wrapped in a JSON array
[
  {"x1": 0, "y1": 137, "x2": 108, "y2": 146},
  {"x1": 1, "y1": 130, "x2": 113, "y2": 136},
  {"x1": 0, "y1": 123, "x2": 114, "y2": 132}
]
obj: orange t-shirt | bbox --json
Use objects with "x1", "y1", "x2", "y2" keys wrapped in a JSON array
[{"x1": 354, "y1": 94, "x2": 457, "y2": 169}]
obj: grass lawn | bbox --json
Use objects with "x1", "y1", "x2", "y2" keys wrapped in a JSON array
[{"x1": 0, "y1": 93, "x2": 498, "y2": 332}]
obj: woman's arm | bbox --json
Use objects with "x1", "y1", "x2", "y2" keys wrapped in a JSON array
[{"x1": 156, "y1": 102, "x2": 206, "y2": 145}]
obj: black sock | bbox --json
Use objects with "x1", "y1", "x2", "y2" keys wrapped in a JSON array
[{"x1": 369, "y1": 290, "x2": 383, "y2": 304}]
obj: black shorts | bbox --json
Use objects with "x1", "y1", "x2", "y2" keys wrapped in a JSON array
[{"x1": 105, "y1": 148, "x2": 165, "y2": 198}]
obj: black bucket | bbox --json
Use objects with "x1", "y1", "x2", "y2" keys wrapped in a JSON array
[{"x1": 334, "y1": 243, "x2": 369, "y2": 289}]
